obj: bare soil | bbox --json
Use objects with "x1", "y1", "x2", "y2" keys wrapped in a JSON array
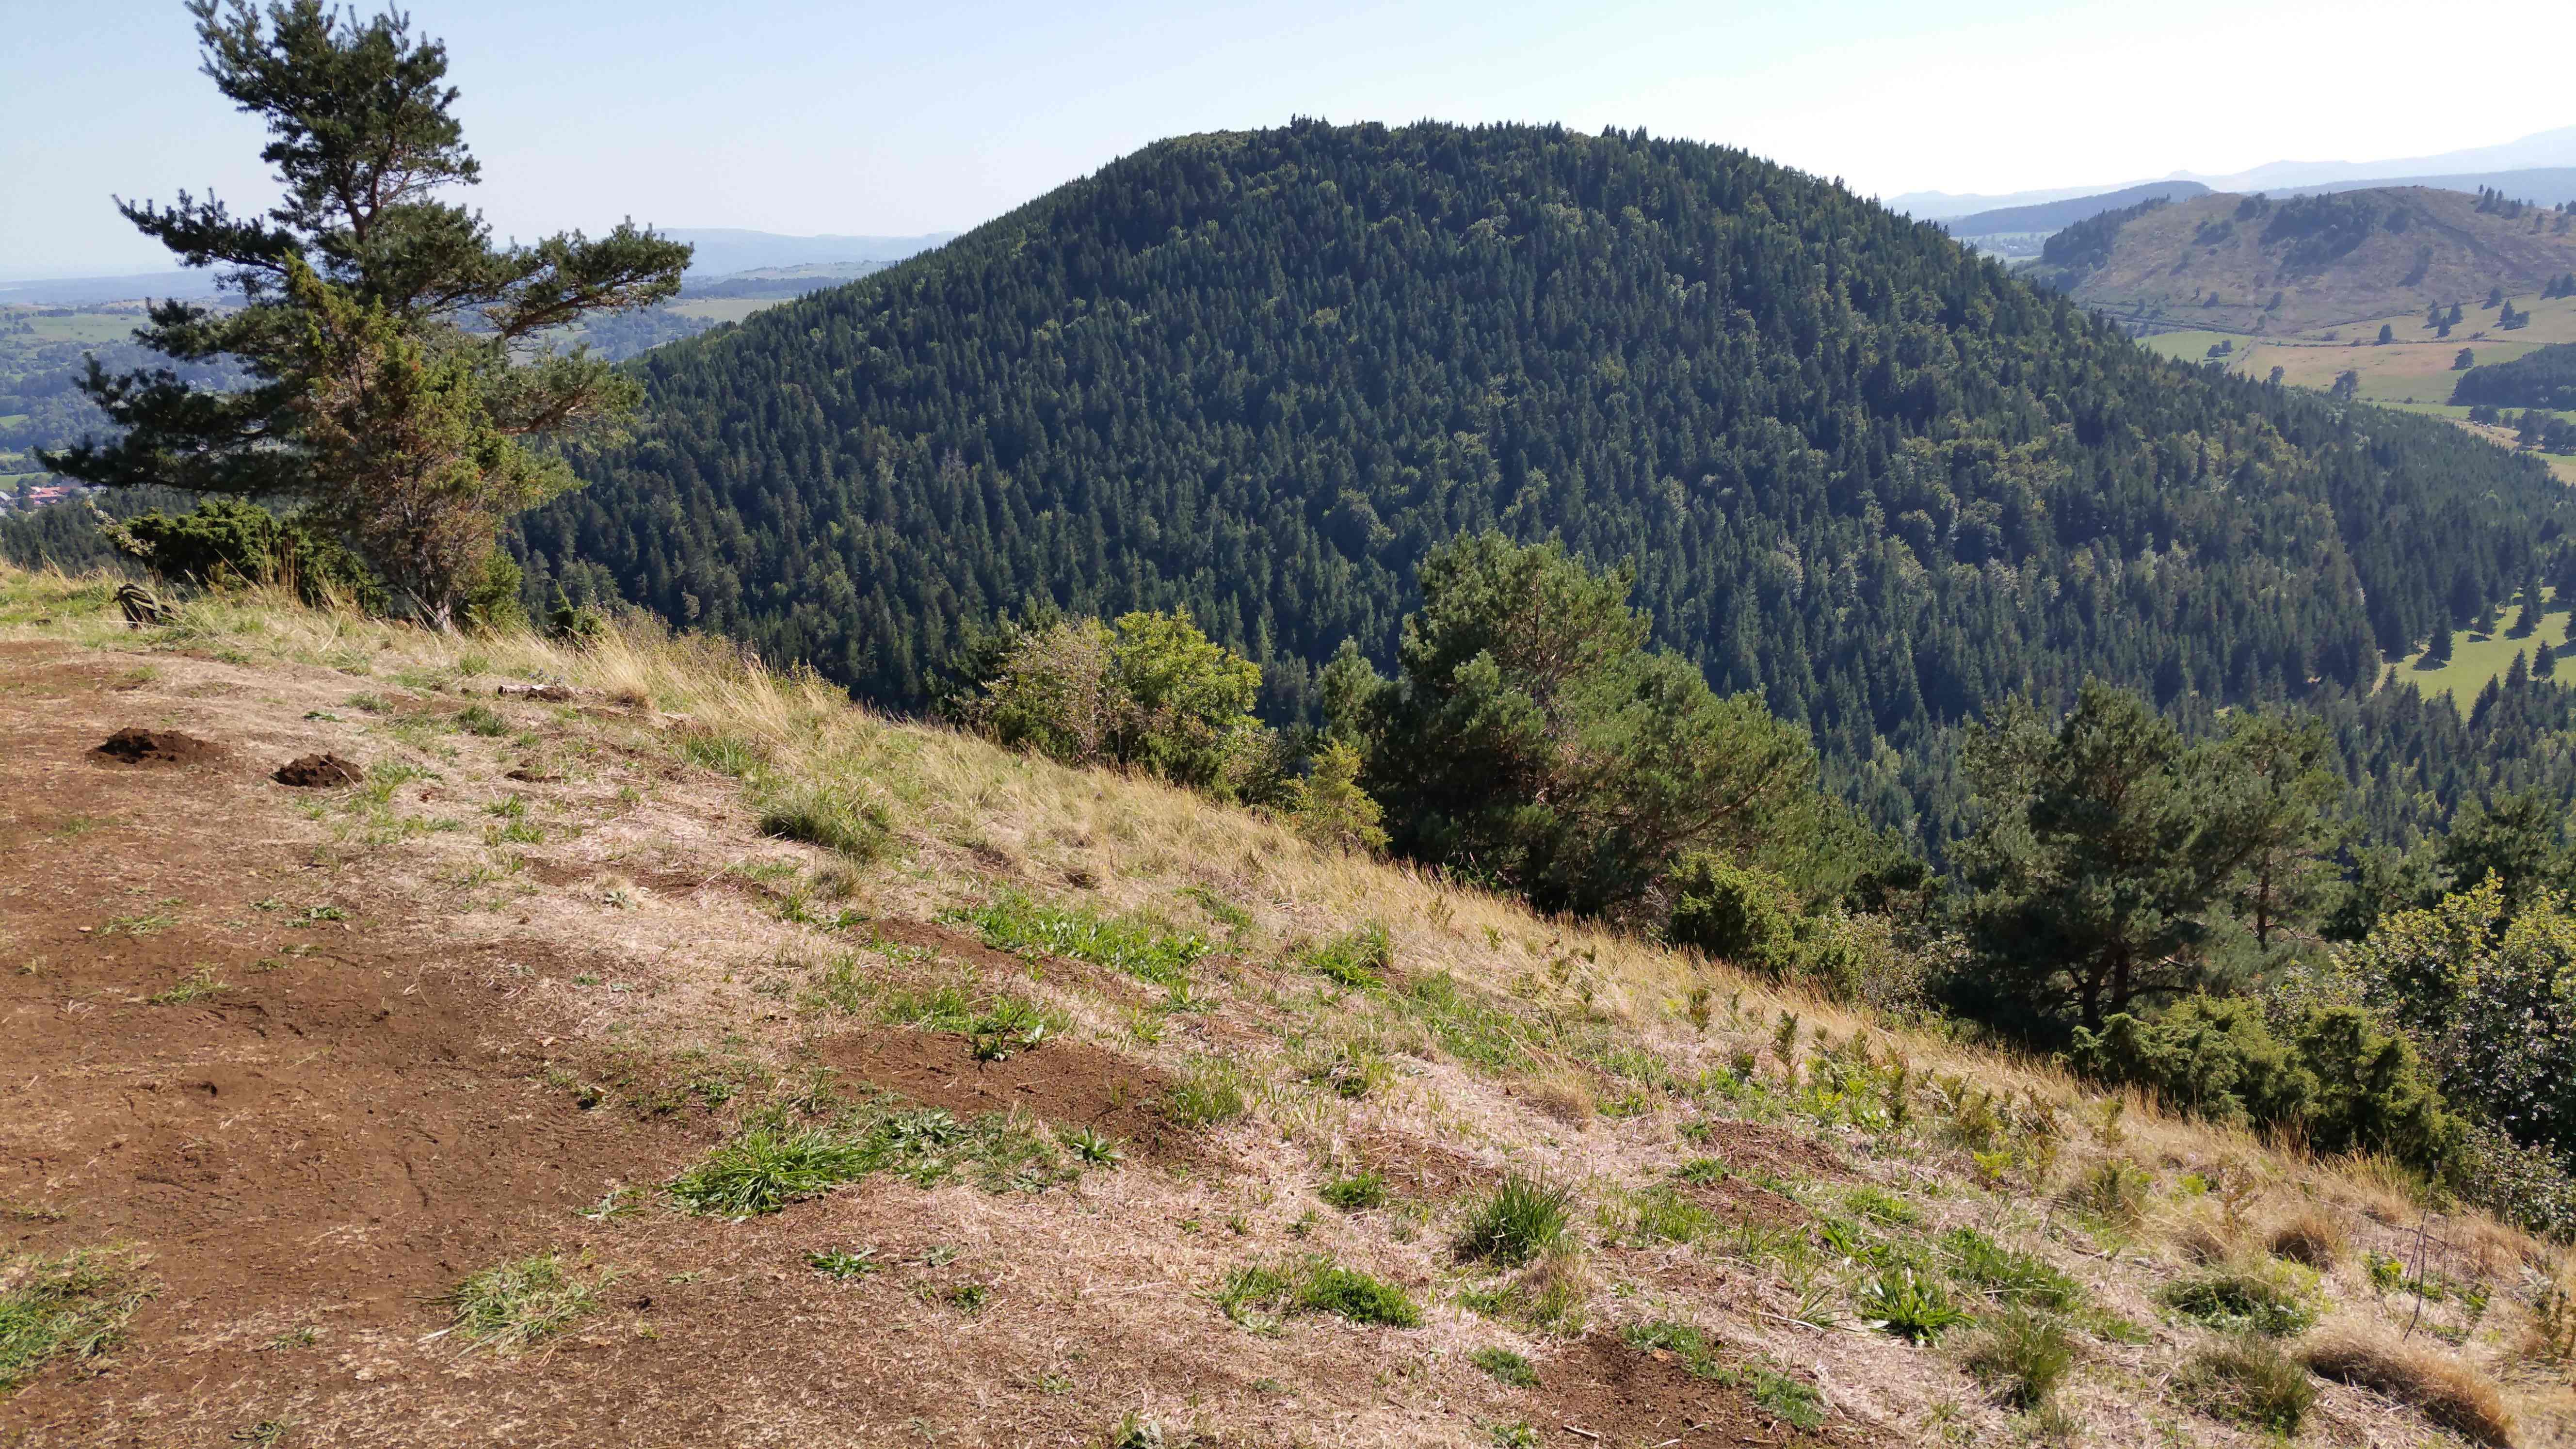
[
  {"x1": 89, "y1": 727, "x2": 222, "y2": 767},
  {"x1": 817, "y1": 1028, "x2": 1213, "y2": 1168},
  {"x1": 1530, "y1": 1334, "x2": 1837, "y2": 1447}
]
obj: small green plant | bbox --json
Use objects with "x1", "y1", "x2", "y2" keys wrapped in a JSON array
[
  {"x1": 2061, "y1": 1159, "x2": 2150, "y2": 1228},
  {"x1": 438, "y1": 1253, "x2": 613, "y2": 1353},
  {"x1": 2175, "y1": 1335, "x2": 2314, "y2": 1434},
  {"x1": 453, "y1": 704, "x2": 509, "y2": 737},
  {"x1": 945, "y1": 894, "x2": 1208, "y2": 989},
  {"x1": 1059, "y1": 1127, "x2": 1123, "y2": 1165},
  {"x1": 1302, "y1": 923, "x2": 1391, "y2": 989},
  {"x1": 1469, "y1": 1345, "x2": 1538, "y2": 1387},
  {"x1": 1481, "y1": 1423, "x2": 1539, "y2": 1449},
  {"x1": 1297, "y1": 1262, "x2": 1421, "y2": 1326},
  {"x1": 666, "y1": 1129, "x2": 871, "y2": 1216},
  {"x1": 676, "y1": 730, "x2": 764, "y2": 776},
  {"x1": 1857, "y1": 1266, "x2": 1971, "y2": 1343},
  {"x1": 1456, "y1": 1174, "x2": 1574, "y2": 1267},
  {"x1": 967, "y1": 995, "x2": 1055, "y2": 1061},
  {"x1": 1843, "y1": 1186, "x2": 1921, "y2": 1228},
  {"x1": 1320, "y1": 1172, "x2": 1390, "y2": 1211},
  {"x1": 1959, "y1": 1308, "x2": 2077, "y2": 1410},
  {"x1": 230, "y1": 1420, "x2": 290, "y2": 1447},
  {"x1": 1167, "y1": 1062, "x2": 1248, "y2": 1127},
  {"x1": 2158, "y1": 1265, "x2": 2315, "y2": 1337},
  {"x1": 145, "y1": 965, "x2": 227, "y2": 1006},
  {"x1": 1213, "y1": 1256, "x2": 1420, "y2": 1329},
  {"x1": 805, "y1": 1247, "x2": 880, "y2": 1280},
  {"x1": 939, "y1": 1281, "x2": 990, "y2": 1314},
  {"x1": 1940, "y1": 1228, "x2": 2082, "y2": 1311},
  {"x1": 1102, "y1": 1412, "x2": 1196, "y2": 1449},
  {"x1": 1674, "y1": 1157, "x2": 1727, "y2": 1185},
  {"x1": 0, "y1": 1248, "x2": 156, "y2": 1393}
]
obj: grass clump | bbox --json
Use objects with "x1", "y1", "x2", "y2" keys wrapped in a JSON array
[
  {"x1": 1469, "y1": 1345, "x2": 1538, "y2": 1387},
  {"x1": 452, "y1": 704, "x2": 509, "y2": 737},
  {"x1": 2299, "y1": 1328, "x2": 2513, "y2": 1447},
  {"x1": 1213, "y1": 1256, "x2": 1420, "y2": 1330},
  {"x1": 2175, "y1": 1336, "x2": 2315, "y2": 1435},
  {"x1": 1603, "y1": 1184, "x2": 1715, "y2": 1245},
  {"x1": 1456, "y1": 1174, "x2": 1574, "y2": 1266},
  {"x1": 145, "y1": 964, "x2": 227, "y2": 1006},
  {"x1": 2059, "y1": 1159, "x2": 2150, "y2": 1229},
  {"x1": 666, "y1": 1127, "x2": 871, "y2": 1215},
  {"x1": 1842, "y1": 1185, "x2": 1921, "y2": 1228},
  {"x1": 1167, "y1": 1061, "x2": 1249, "y2": 1127},
  {"x1": 1302, "y1": 923, "x2": 1391, "y2": 989},
  {"x1": 439, "y1": 1253, "x2": 613, "y2": 1353},
  {"x1": 1958, "y1": 1307, "x2": 2077, "y2": 1410},
  {"x1": 2157, "y1": 1263, "x2": 2315, "y2": 1337},
  {"x1": 0, "y1": 1248, "x2": 156, "y2": 1394},
  {"x1": 1320, "y1": 1171, "x2": 1390, "y2": 1211},
  {"x1": 946, "y1": 893, "x2": 1207, "y2": 989},
  {"x1": 1856, "y1": 1265, "x2": 1972, "y2": 1343},
  {"x1": 1620, "y1": 1320, "x2": 1825, "y2": 1431},
  {"x1": 1940, "y1": 1227, "x2": 2082, "y2": 1311},
  {"x1": 757, "y1": 777, "x2": 893, "y2": 862},
  {"x1": 2266, "y1": 1209, "x2": 2346, "y2": 1269},
  {"x1": 676, "y1": 729, "x2": 765, "y2": 776}
]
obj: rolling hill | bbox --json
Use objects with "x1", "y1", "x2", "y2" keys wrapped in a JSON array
[
  {"x1": 2032, "y1": 185, "x2": 2576, "y2": 335},
  {"x1": 510, "y1": 121, "x2": 2570, "y2": 848}
]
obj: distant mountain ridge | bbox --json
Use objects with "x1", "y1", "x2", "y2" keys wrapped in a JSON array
[
  {"x1": 1944, "y1": 181, "x2": 2212, "y2": 238},
  {"x1": 1895, "y1": 125, "x2": 2576, "y2": 219}
]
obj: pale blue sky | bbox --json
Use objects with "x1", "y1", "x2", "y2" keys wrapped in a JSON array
[{"x1": 4, "y1": 0, "x2": 2567, "y2": 278}]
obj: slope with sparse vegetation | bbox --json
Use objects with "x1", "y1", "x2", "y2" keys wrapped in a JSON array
[{"x1": 2, "y1": 565, "x2": 2571, "y2": 1448}]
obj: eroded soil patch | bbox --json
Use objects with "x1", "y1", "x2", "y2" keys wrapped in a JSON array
[{"x1": 1535, "y1": 1333, "x2": 1836, "y2": 1448}]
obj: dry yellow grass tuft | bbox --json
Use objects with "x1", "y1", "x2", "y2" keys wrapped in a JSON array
[
  {"x1": 2299, "y1": 1325, "x2": 2515, "y2": 1447},
  {"x1": 2267, "y1": 1208, "x2": 2347, "y2": 1270}
]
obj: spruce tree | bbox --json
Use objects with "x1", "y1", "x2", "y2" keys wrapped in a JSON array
[
  {"x1": 2425, "y1": 621, "x2": 2455, "y2": 664},
  {"x1": 41, "y1": 0, "x2": 691, "y2": 628}
]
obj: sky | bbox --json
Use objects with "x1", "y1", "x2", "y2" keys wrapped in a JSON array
[{"x1": 4, "y1": 0, "x2": 2571, "y2": 279}]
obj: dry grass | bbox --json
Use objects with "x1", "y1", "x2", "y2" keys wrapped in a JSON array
[
  {"x1": 8, "y1": 561, "x2": 2572, "y2": 1447},
  {"x1": 2268, "y1": 1208, "x2": 2347, "y2": 1270},
  {"x1": 2299, "y1": 1325, "x2": 2515, "y2": 1447}
]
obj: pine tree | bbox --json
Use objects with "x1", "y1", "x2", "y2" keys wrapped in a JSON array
[
  {"x1": 2426, "y1": 621, "x2": 2455, "y2": 664},
  {"x1": 39, "y1": 0, "x2": 690, "y2": 627}
]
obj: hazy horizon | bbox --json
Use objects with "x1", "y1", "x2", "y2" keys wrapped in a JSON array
[{"x1": 5, "y1": 0, "x2": 2569, "y2": 278}]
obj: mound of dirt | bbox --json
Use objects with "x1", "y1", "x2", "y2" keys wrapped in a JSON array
[
  {"x1": 821, "y1": 1028, "x2": 1216, "y2": 1168},
  {"x1": 91, "y1": 727, "x2": 221, "y2": 766},
  {"x1": 272, "y1": 752, "x2": 362, "y2": 787}
]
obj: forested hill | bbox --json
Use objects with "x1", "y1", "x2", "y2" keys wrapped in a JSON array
[{"x1": 516, "y1": 120, "x2": 2569, "y2": 844}]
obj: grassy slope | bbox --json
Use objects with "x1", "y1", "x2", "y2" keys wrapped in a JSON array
[
  {"x1": 2081, "y1": 187, "x2": 2576, "y2": 337},
  {"x1": 1, "y1": 566, "x2": 2570, "y2": 1447}
]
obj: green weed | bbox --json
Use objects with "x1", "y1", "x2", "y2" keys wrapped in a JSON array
[
  {"x1": 1959, "y1": 1308, "x2": 2077, "y2": 1410},
  {"x1": 439, "y1": 1253, "x2": 612, "y2": 1353},
  {"x1": 1940, "y1": 1228, "x2": 2082, "y2": 1312},
  {"x1": 666, "y1": 1128, "x2": 872, "y2": 1216},
  {"x1": 1470, "y1": 1345, "x2": 1538, "y2": 1387},
  {"x1": 945, "y1": 894, "x2": 1207, "y2": 989},
  {"x1": 757, "y1": 777, "x2": 893, "y2": 862},
  {"x1": 453, "y1": 704, "x2": 509, "y2": 737},
  {"x1": 1856, "y1": 1266, "x2": 1971, "y2": 1343},
  {"x1": 145, "y1": 965, "x2": 226, "y2": 1006},
  {"x1": 0, "y1": 1248, "x2": 156, "y2": 1393},
  {"x1": 1320, "y1": 1172, "x2": 1390, "y2": 1211},
  {"x1": 2158, "y1": 1265, "x2": 2316, "y2": 1337},
  {"x1": 1302, "y1": 923, "x2": 1391, "y2": 989},
  {"x1": 1214, "y1": 1256, "x2": 1419, "y2": 1330},
  {"x1": 1457, "y1": 1174, "x2": 1574, "y2": 1266}
]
